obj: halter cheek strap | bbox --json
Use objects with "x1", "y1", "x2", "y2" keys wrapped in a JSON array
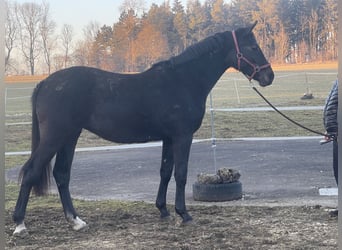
[{"x1": 232, "y1": 30, "x2": 270, "y2": 81}]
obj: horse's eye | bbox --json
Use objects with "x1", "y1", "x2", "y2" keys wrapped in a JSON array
[{"x1": 252, "y1": 45, "x2": 258, "y2": 50}]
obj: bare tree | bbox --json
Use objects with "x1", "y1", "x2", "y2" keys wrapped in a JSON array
[
  {"x1": 82, "y1": 21, "x2": 100, "y2": 66},
  {"x1": 40, "y1": 1, "x2": 56, "y2": 74},
  {"x1": 5, "y1": 0, "x2": 18, "y2": 73},
  {"x1": 15, "y1": 2, "x2": 43, "y2": 75},
  {"x1": 60, "y1": 24, "x2": 74, "y2": 68},
  {"x1": 52, "y1": 54, "x2": 65, "y2": 72},
  {"x1": 119, "y1": 0, "x2": 146, "y2": 16},
  {"x1": 83, "y1": 21, "x2": 100, "y2": 42},
  {"x1": 73, "y1": 21, "x2": 100, "y2": 67},
  {"x1": 73, "y1": 40, "x2": 89, "y2": 66}
]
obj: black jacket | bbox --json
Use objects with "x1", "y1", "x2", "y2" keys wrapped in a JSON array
[{"x1": 323, "y1": 80, "x2": 338, "y2": 135}]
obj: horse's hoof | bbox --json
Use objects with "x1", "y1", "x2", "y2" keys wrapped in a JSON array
[
  {"x1": 75, "y1": 223, "x2": 89, "y2": 232},
  {"x1": 13, "y1": 223, "x2": 29, "y2": 237},
  {"x1": 160, "y1": 214, "x2": 171, "y2": 221},
  {"x1": 160, "y1": 210, "x2": 170, "y2": 220},
  {"x1": 71, "y1": 216, "x2": 88, "y2": 231},
  {"x1": 182, "y1": 214, "x2": 193, "y2": 224}
]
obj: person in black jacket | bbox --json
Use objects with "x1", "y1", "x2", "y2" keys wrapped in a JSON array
[
  {"x1": 323, "y1": 80, "x2": 338, "y2": 184},
  {"x1": 322, "y1": 79, "x2": 338, "y2": 216}
]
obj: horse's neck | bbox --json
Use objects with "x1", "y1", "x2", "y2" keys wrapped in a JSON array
[
  {"x1": 183, "y1": 55, "x2": 230, "y2": 98},
  {"x1": 182, "y1": 34, "x2": 234, "y2": 97}
]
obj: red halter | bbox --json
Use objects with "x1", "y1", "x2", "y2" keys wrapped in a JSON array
[{"x1": 232, "y1": 30, "x2": 271, "y2": 81}]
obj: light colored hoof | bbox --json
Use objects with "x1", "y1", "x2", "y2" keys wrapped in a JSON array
[
  {"x1": 72, "y1": 216, "x2": 88, "y2": 231},
  {"x1": 13, "y1": 222, "x2": 28, "y2": 237}
]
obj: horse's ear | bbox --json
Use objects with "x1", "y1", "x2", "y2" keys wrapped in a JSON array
[
  {"x1": 236, "y1": 21, "x2": 258, "y2": 36},
  {"x1": 248, "y1": 21, "x2": 258, "y2": 33}
]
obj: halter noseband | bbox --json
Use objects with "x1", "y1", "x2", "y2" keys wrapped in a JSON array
[{"x1": 232, "y1": 30, "x2": 270, "y2": 81}]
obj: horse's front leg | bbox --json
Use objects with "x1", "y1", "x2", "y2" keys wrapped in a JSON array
[
  {"x1": 156, "y1": 138, "x2": 174, "y2": 218},
  {"x1": 53, "y1": 136, "x2": 87, "y2": 231},
  {"x1": 172, "y1": 135, "x2": 193, "y2": 223}
]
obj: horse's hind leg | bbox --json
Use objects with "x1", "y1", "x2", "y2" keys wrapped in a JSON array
[
  {"x1": 156, "y1": 138, "x2": 174, "y2": 218},
  {"x1": 13, "y1": 145, "x2": 58, "y2": 236},
  {"x1": 53, "y1": 132, "x2": 87, "y2": 231}
]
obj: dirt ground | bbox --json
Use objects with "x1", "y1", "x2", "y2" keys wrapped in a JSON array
[{"x1": 5, "y1": 202, "x2": 338, "y2": 249}]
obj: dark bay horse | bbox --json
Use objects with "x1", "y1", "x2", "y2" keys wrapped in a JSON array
[{"x1": 13, "y1": 22, "x2": 274, "y2": 235}]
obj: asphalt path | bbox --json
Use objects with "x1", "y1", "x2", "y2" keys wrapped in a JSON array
[{"x1": 6, "y1": 138, "x2": 338, "y2": 207}]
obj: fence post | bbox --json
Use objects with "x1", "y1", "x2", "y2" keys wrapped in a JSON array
[{"x1": 209, "y1": 91, "x2": 217, "y2": 172}]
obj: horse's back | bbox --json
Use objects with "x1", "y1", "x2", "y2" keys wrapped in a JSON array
[
  {"x1": 33, "y1": 67, "x2": 105, "y2": 129},
  {"x1": 33, "y1": 66, "x2": 162, "y2": 141},
  {"x1": 33, "y1": 66, "x2": 206, "y2": 143}
]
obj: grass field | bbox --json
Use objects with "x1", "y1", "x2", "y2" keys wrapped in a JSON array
[{"x1": 5, "y1": 68, "x2": 337, "y2": 160}]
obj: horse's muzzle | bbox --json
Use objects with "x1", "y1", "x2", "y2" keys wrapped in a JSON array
[{"x1": 257, "y1": 67, "x2": 274, "y2": 87}]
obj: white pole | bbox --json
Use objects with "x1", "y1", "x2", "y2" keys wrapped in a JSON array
[
  {"x1": 304, "y1": 72, "x2": 310, "y2": 94},
  {"x1": 209, "y1": 91, "x2": 217, "y2": 172}
]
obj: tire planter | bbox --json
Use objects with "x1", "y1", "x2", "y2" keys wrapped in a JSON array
[{"x1": 193, "y1": 181, "x2": 242, "y2": 202}]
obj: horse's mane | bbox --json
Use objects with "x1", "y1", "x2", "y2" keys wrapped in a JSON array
[{"x1": 152, "y1": 32, "x2": 227, "y2": 69}]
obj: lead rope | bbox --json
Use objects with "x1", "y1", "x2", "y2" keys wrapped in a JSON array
[{"x1": 251, "y1": 85, "x2": 333, "y2": 139}]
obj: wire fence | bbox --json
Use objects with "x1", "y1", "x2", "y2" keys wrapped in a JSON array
[
  {"x1": 4, "y1": 70, "x2": 338, "y2": 156},
  {"x1": 4, "y1": 71, "x2": 337, "y2": 127}
]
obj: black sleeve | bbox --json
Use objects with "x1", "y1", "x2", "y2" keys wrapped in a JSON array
[{"x1": 323, "y1": 80, "x2": 338, "y2": 134}]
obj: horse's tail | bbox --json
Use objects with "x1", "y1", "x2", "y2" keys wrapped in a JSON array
[{"x1": 19, "y1": 82, "x2": 51, "y2": 196}]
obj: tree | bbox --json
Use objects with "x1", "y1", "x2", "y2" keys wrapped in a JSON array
[
  {"x1": 39, "y1": 1, "x2": 56, "y2": 74},
  {"x1": 134, "y1": 22, "x2": 170, "y2": 70},
  {"x1": 73, "y1": 21, "x2": 100, "y2": 67},
  {"x1": 273, "y1": 22, "x2": 290, "y2": 63},
  {"x1": 187, "y1": 0, "x2": 211, "y2": 43},
  {"x1": 230, "y1": 0, "x2": 258, "y2": 26},
  {"x1": 144, "y1": 3, "x2": 176, "y2": 55},
  {"x1": 210, "y1": 0, "x2": 229, "y2": 33},
  {"x1": 320, "y1": 0, "x2": 337, "y2": 60},
  {"x1": 60, "y1": 24, "x2": 74, "y2": 68},
  {"x1": 15, "y1": 2, "x2": 44, "y2": 75},
  {"x1": 119, "y1": 0, "x2": 146, "y2": 16},
  {"x1": 284, "y1": 0, "x2": 308, "y2": 62},
  {"x1": 5, "y1": 0, "x2": 18, "y2": 74},
  {"x1": 172, "y1": 0, "x2": 188, "y2": 52},
  {"x1": 94, "y1": 25, "x2": 115, "y2": 70},
  {"x1": 4, "y1": 0, "x2": 339, "y2": 75},
  {"x1": 252, "y1": 0, "x2": 280, "y2": 59},
  {"x1": 305, "y1": 0, "x2": 322, "y2": 61},
  {"x1": 112, "y1": 10, "x2": 140, "y2": 72}
]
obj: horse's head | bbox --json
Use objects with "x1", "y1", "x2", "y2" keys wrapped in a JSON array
[{"x1": 229, "y1": 22, "x2": 274, "y2": 87}]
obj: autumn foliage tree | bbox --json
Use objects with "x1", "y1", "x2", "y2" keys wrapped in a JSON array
[
  {"x1": 134, "y1": 22, "x2": 170, "y2": 71},
  {"x1": 78, "y1": 0, "x2": 339, "y2": 72},
  {"x1": 5, "y1": 0, "x2": 338, "y2": 75}
]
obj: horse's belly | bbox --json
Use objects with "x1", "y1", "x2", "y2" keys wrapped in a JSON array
[
  {"x1": 85, "y1": 118, "x2": 163, "y2": 143},
  {"x1": 85, "y1": 99, "x2": 205, "y2": 143},
  {"x1": 89, "y1": 130, "x2": 162, "y2": 144}
]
